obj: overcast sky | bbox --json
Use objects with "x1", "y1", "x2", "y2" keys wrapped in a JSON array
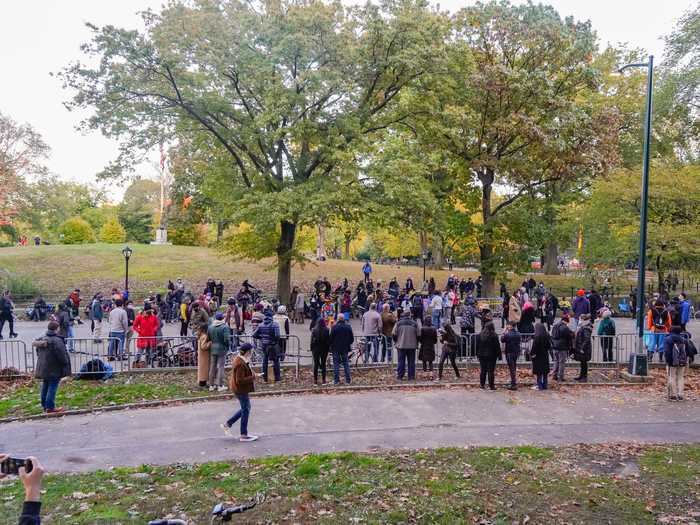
[{"x1": 0, "y1": 0, "x2": 694, "y2": 201}]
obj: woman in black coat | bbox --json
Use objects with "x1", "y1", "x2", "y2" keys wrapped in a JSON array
[
  {"x1": 476, "y1": 321, "x2": 501, "y2": 390},
  {"x1": 437, "y1": 323, "x2": 461, "y2": 380},
  {"x1": 33, "y1": 321, "x2": 71, "y2": 413},
  {"x1": 310, "y1": 318, "x2": 330, "y2": 385},
  {"x1": 530, "y1": 322, "x2": 551, "y2": 390},
  {"x1": 418, "y1": 317, "x2": 437, "y2": 371}
]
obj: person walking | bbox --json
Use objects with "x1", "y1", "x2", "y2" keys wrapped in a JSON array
[
  {"x1": 663, "y1": 325, "x2": 688, "y2": 401},
  {"x1": 107, "y1": 299, "x2": 129, "y2": 360},
  {"x1": 32, "y1": 320, "x2": 71, "y2": 414},
  {"x1": 221, "y1": 343, "x2": 258, "y2": 442},
  {"x1": 596, "y1": 309, "x2": 616, "y2": 362},
  {"x1": 530, "y1": 322, "x2": 551, "y2": 390},
  {"x1": 418, "y1": 317, "x2": 437, "y2": 372},
  {"x1": 573, "y1": 314, "x2": 593, "y2": 382},
  {"x1": 310, "y1": 318, "x2": 330, "y2": 385},
  {"x1": 252, "y1": 311, "x2": 281, "y2": 384},
  {"x1": 380, "y1": 303, "x2": 396, "y2": 362},
  {"x1": 393, "y1": 310, "x2": 420, "y2": 380},
  {"x1": 550, "y1": 315, "x2": 574, "y2": 382},
  {"x1": 329, "y1": 316, "x2": 353, "y2": 385},
  {"x1": 500, "y1": 321, "x2": 521, "y2": 390},
  {"x1": 476, "y1": 321, "x2": 500, "y2": 390},
  {"x1": 207, "y1": 312, "x2": 231, "y2": 392},
  {"x1": 0, "y1": 291, "x2": 18, "y2": 339},
  {"x1": 437, "y1": 322, "x2": 460, "y2": 380},
  {"x1": 361, "y1": 303, "x2": 382, "y2": 363}
]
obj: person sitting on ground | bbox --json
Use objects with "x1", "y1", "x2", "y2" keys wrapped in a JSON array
[
  {"x1": 32, "y1": 320, "x2": 71, "y2": 414},
  {"x1": 31, "y1": 296, "x2": 47, "y2": 322},
  {"x1": 0, "y1": 453, "x2": 45, "y2": 525},
  {"x1": 500, "y1": 321, "x2": 521, "y2": 390},
  {"x1": 221, "y1": 343, "x2": 258, "y2": 442}
]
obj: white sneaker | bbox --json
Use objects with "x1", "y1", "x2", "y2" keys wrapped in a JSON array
[
  {"x1": 531, "y1": 386, "x2": 539, "y2": 390},
  {"x1": 220, "y1": 423, "x2": 232, "y2": 436},
  {"x1": 208, "y1": 386, "x2": 215, "y2": 392},
  {"x1": 217, "y1": 385, "x2": 228, "y2": 392},
  {"x1": 240, "y1": 435, "x2": 258, "y2": 442}
]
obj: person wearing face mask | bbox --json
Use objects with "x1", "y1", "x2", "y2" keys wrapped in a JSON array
[{"x1": 221, "y1": 343, "x2": 258, "y2": 442}]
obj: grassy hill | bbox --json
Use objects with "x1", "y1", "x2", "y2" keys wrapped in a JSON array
[{"x1": 0, "y1": 243, "x2": 586, "y2": 301}]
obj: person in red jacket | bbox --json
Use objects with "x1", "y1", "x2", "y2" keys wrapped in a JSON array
[{"x1": 133, "y1": 308, "x2": 160, "y2": 364}]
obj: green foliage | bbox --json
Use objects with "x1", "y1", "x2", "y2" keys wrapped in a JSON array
[
  {"x1": 99, "y1": 217, "x2": 127, "y2": 243},
  {"x1": 0, "y1": 224, "x2": 18, "y2": 247},
  {"x1": 0, "y1": 271, "x2": 39, "y2": 297},
  {"x1": 116, "y1": 179, "x2": 160, "y2": 243},
  {"x1": 58, "y1": 216, "x2": 96, "y2": 244},
  {"x1": 169, "y1": 223, "x2": 207, "y2": 246},
  {"x1": 81, "y1": 206, "x2": 115, "y2": 232}
]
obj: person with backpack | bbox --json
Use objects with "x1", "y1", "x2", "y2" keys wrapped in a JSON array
[
  {"x1": 663, "y1": 325, "x2": 688, "y2": 401},
  {"x1": 221, "y1": 343, "x2": 258, "y2": 442},
  {"x1": 252, "y1": 311, "x2": 281, "y2": 384},
  {"x1": 573, "y1": 314, "x2": 593, "y2": 382},
  {"x1": 646, "y1": 300, "x2": 671, "y2": 362},
  {"x1": 596, "y1": 309, "x2": 616, "y2": 362},
  {"x1": 530, "y1": 322, "x2": 551, "y2": 390},
  {"x1": 476, "y1": 321, "x2": 501, "y2": 390},
  {"x1": 32, "y1": 320, "x2": 71, "y2": 413},
  {"x1": 550, "y1": 315, "x2": 574, "y2": 382},
  {"x1": 500, "y1": 321, "x2": 521, "y2": 390}
]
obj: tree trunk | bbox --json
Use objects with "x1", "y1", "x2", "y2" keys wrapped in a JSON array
[
  {"x1": 343, "y1": 236, "x2": 351, "y2": 259},
  {"x1": 419, "y1": 231, "x2": 429, "y2": 255},
  {"x1": 316, "y1": 225, "x2": 326, "y2": 260},
  {"x1": 431, "y1": 236, "x2": 444, "y2": 270},
  {"x1": 216, "y1": 220, "x2": 224, "y2": 243},
  {"x1": 277, "y1": 221, "x2": 296, "y2": 305},
  {"x1": 543, "y1": 242, "x2": 560, "y2": 275},
  {"x1": 478, "y1": 169, "x2": 496, "y2": 297}
]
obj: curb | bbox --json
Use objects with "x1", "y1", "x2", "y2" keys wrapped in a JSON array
[{"x1": 0, "y1": 377, "x2": 650, "y2": 424}]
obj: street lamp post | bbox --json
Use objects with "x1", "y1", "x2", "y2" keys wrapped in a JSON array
[
  {"x1": 121, "y1": 245, "x2": 133, "y2": 293},
  {"x1": 422, "y1": 252, "x2": 428, "y2": 285},
  {"x1": 619, "y1": 55, "x2": 654, "y2": 373}
]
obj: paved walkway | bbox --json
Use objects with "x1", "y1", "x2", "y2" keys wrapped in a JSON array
[{"x1": 2, "y1": 389, "x2": 698, "y2": 472}]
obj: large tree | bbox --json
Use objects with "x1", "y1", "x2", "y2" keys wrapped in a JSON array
[
  {"x1": 415, "y1": 1, "x2": 607, "y2": 294},
  {"x1": 60, "y1": 0, "x2": 445, "y2": 302}
]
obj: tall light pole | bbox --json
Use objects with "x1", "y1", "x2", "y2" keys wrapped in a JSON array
[
  {"x1": 422, "y1": 251, "x2": 428, "y2": 285},
  {"x1": 121, "y1": 245, "x2": 133, "y2": 293},
  {"x1": 619, "y1": 55, "x2": 654, "y2": 371}
]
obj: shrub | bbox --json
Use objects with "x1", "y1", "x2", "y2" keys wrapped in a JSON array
[
  {"x1": 59, "y1": 216, "x2": 95, "y2": 244},
  {"x1": 100, "y1": 217, "x2": 127, "y2": 243},
  {"x1": 0, "y1": 271, "x2": 39, "y2": 297}
]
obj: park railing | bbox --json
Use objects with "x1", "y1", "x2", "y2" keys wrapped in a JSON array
[
  {"x1": 68, "y1": 337, "x2": 131, "y2": 374},
  {"x1": 0, "y1": 340, "x2": 32, "y2": 379}
]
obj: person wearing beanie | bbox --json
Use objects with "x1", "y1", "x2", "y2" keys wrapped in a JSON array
[
  {"x1": 207, "y1": 312, "x2": 231, "y2": 391},
  {"x1": 596, "y1": 309, "x2": 616, "y2": 362},
  {"x1": 646, "y1": 300, "x2": 672, "y2": 362},
  {"x1": 273, "y1": 305, "x2": 290, "y2": 361},
  {"x1": 571, "y1": 290, "x2": 590, "y2": 330},
  {"x1": 222, "y1": 343, "x2": 258, "y2": 441},
  {"x1": 252, "y1": 309, "x2": 281, "y2": 383},
  {"x1": 32, "y1": 320, "x2": 71, "y2": 414},
  {"x1": 551, "y1": 315, "x2": 574, "y2": 382},
  {"x1": 573, "y1": 314, "x2": 593, "y2": 382}
]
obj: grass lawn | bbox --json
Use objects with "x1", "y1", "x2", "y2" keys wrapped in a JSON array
[
  {"x1": 0, "y1": 444, "x2": 698, "y2": 524},
  {"x1": 0, "y1": 243, "x2": 592, "y2": 300}
]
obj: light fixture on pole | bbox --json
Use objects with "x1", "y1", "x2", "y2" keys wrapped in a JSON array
[
  {"x1": 121, "y1": 245, "x2": 133, "y2": 293},
  {"x1": 618, "y1": 55, "x2": 654, "y2": 375}
]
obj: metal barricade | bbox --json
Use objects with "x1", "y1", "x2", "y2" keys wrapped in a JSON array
[
  {"x1": 229, "y1": 333, "x2": 303, "y2": 381},
  {"x1": 67, "y1": 337, "x2": 129, "y2": 373},
  {"x1": 615, "y1": 333, "x2": 639, "y2": 364},
  {"x1": 349, "y1": 335, "x2": 394, "y2": 367},
  {"x1": 0, "y1": 340, "x2": 32, "y2": 378},
  {"x1": 126, "y1": 335, "x2": 197, "y2": 370}
]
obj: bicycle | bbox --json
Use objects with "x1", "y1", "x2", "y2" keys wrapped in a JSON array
[{"x1": 149, "y1": 492, "x2": 265, "y2": 525}]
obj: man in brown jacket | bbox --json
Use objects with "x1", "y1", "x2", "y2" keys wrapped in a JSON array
[{"x1": 221, "y1": 343, "x2": 258, "y2": 442}]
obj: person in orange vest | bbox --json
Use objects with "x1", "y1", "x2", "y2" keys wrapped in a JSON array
[{"x1": 646, "y1": 300, "x2": 671, "y2": 363}]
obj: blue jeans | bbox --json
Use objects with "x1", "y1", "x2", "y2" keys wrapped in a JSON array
[
  {"x1": 262, "y1": 345, "x2": 281, "y2": 382},
  {"x1": 332, "y1": 351, "x2": 351, "y2": 384},
  {"x1": 397, "y1": 348, "x2": 416, "y2": 380},
  {"x1": 432, "y1": 311, "x2": 442, "y2": 329},
  {"x1": 108, "y1": 331, "x2": 125, "y2": 358},
  {"x1": 41, "y1": 378, "x2": 60, "y2": 410},
  {"x1": 364, "y1": 336, "x2": 379, "y2": 363},
  {"x1": 381, "y1": 335, "x2": 393, "y2": 362},
  {"x1": 226, "y1": 394, "x2": 250, "y2": 435},
  {"x1": 536, "y1": 373, "x2": 548, "y2": 390},
  {"x1": 66, "y1": 325, "x2": 75, "y2": 352}
]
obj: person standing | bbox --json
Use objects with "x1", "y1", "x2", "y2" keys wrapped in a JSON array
[
  {"x1": 90, "y1": 293, "x2": 104, "y2": 342},
  {"x1": 107, "y1": 299, "x2": 129, "y2": 360},
  {"x1": 430, "y1": 292, "x2": 443, "y2": 329},
  {"x1": 646, "y1": 300, "x2": 671, "y2": 362},
  {"x1": 588, "y1": 289, "x2": 602, "y2": 320},
  {"x1": 571, "y1": 289, "x2": 590, "y2": 330},
  {"x1": 310, "y1": 318, "x2": 330, "y2": 385},
  {"x1": 476, "y1": 321, "x2": 500, "y2": 390},
  {"x1": 133, "y1": 307, "x2": 159, "y2": 365},
  {"x1": 362, "y1": 260, "x2": 373, "y2": 283},
  {"x1": 392, "y1": 311, "x2": 420, "y2": 380},
  {"x1": 508, "y1": 291, "x2": 522, "y2": 326},
  {"x1": 380, "y1": 303, "x2": 396, "y2": 363},
  {"x1": 208, "y1": 312, "x2": 231, "y2": 392},
  {"x1": 221, "y1": 343, "x2": 258, "y2": 442},
  {"x1": 663, "y1": 325, "x2": 688, "y2": 401},
  {"x1": 329, "y1": 316, "x2": 353, "y2": 385},
  {"x1": 32, "y1": 320, "x2": 71, "y2": 414},
  {"x1": 418, "y1": 317, "x2": 437, "y2": 372},
  {"x1": 500, "y1": 321, "x2": 521, "y2": 390},
  {"x1": 361, "y1": 303, "x2": 382, "y2": 363},
  {"x1": 179, "y1": 297, "x2": 191, "y2": 337},
  {"x1": 596, "y1": 309, "x2": 616, "y2": 362},
  {"x1": 544, "y1": 292, "x2": 558, "y2": 331},
  {"x1": 273, "y1": 305, "x2": 291, "y2": 360},
  {"x1": 530, "y1": 323, "x2": 551, "y2": 390},
  {"x1": 679, "y1": 293, "x2": 691, "y2": 332},
  {"x1": 252, "y1": 311, "x2": 281, "y2": 384},
  {"x1": 550, "y1": 315, "x2": 574, "y2": 382},
  {"x1": 0, "y1": 291, "x2": 17, "y2": 339},
  {"x1": 437, "y1": 322, "x2": 460, "y2": 381},
  {"x1": 573, "y1": 314, "x2": 593, "y2": 382}
]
